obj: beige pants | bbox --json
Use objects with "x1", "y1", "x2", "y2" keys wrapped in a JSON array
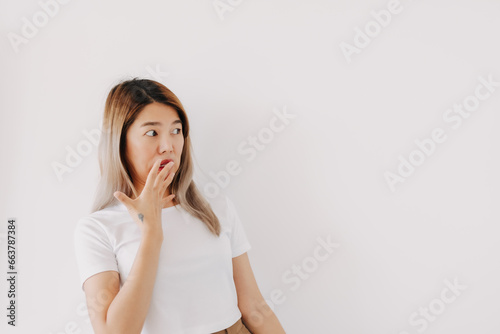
[{"x1": 212, "y1": 317, "x2": 252, "y2": 334}]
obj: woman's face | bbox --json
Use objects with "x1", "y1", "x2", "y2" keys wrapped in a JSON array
[{"x1": 125, "y1": 102, "x2": 184, "y2": 196}]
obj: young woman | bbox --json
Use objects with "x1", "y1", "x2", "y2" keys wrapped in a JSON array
[{"x1": 73, "y1": 78, "x2": 285, "y2": 334}]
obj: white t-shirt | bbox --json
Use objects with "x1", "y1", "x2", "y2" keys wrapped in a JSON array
[{"x1": 73, "y1": 194, "x2": 252, "y2": 334}]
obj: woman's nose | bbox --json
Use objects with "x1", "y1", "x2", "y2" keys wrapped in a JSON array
[{"x1": 160, "y1": 139, "x2": 173, "y2": 153}]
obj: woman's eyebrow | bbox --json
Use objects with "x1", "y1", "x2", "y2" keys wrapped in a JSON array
[{"x1": 140, "y1": 120, "x2": 182, "y2": 127}]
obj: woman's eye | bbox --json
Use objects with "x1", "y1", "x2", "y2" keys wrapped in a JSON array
[
  {"x1": 173, "y1": 128, "x2": 182, "y2": 135},
  {"x1": 146, "y1": 130, "x2": 157, "y2": 136}
]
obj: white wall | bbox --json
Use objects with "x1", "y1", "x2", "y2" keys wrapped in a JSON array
[{"x1": 1, "y1": 0, "x2": 499, "y2": 333}]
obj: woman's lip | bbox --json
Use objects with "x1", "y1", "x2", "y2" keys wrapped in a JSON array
[
  {"x1": 160, "y1": 159, "x2": 173, "y2": 166},
  {"x1": 159, "y1": 159, "x2": 173, "y2": 170}
]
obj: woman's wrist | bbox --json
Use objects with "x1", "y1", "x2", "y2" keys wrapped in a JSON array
[{"x1": 141, "y1": 224, "x2": 164, "y2": 243}]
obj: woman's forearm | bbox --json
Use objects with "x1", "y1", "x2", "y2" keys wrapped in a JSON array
[
  {"x1": 242, "y1": 303, "x2": 286, "y2": 333},
  {"x1": 105, "y1": 226, "x2": 163, "y2": 334}
]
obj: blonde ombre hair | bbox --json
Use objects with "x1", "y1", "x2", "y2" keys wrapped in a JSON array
[{"x1": 91, "y1": 78, "x2": 221, "y2": 236}]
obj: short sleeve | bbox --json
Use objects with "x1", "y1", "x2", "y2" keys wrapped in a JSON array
[
  {"x1": 225, "y1": 196, "x2": 252, "y2": 258},
  {"x1": 73, "y1": 217, "x2": 119, "y2": 291}
]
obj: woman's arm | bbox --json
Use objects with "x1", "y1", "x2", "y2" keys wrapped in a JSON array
[
  {"x1": 83, "y1": 227, "x2": 163, "y2": 334},
  {"x1": 84, "y1": 159, "x2": 174, "y2": 333},
  {"x1": 233, "y1": 253, "x2": 286, "y2": 333}
]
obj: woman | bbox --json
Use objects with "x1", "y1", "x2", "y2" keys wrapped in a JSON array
[{"x1": 73, "y1": 78, "x2": 286, "y2": 334}]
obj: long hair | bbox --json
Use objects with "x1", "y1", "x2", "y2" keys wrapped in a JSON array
[{"x1": 91, "y1": 78, "x2": 221, "y2": 236}]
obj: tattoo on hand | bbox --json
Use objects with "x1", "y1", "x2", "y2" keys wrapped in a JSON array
[{"x1": 138, "y1": 213, "x2": 144, "y2": 223}]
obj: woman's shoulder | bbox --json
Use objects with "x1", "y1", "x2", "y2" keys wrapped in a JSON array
[
  {"x1": 205, "y1": 192, "x2": 241, "y2": 225},
  {"x1": 204, "y1": 192, "x2": 226, "y2": 208},
  {"x1": 205, "y1": 192, "x2": 233, "y2": 211}
]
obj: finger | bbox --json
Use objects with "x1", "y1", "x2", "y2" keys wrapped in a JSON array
[
  {"x1": 115, "y1": 191, "x2": 140, "y2": 222},
  {"x1": 114, "y1": 191, "x2": 131, "y2": 208},
  {"x1": 162, "y1": 194, "x2": 176, "y2": 207},
  {"x1": 155, "y1": 161, "x2": 174, "y2": 187},
  {"x1": 146, "y1": 159, "x2": 162, "y2": 189},
  {"x1": 161, "y1": 170, "x2": 175, "y2": 190}
]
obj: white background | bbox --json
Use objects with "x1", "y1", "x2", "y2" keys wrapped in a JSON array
[{"x1": 1, "y1": 0, "x2": 499, "y2": 333}]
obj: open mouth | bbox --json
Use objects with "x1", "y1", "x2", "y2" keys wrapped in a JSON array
[{"x1": 159, "y1": 159, "x2": 173, "y2": 169}]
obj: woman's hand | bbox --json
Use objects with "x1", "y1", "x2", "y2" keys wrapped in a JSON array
[{"x1": 113, "y1": 159, "x2": 176, "y2": 237}]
